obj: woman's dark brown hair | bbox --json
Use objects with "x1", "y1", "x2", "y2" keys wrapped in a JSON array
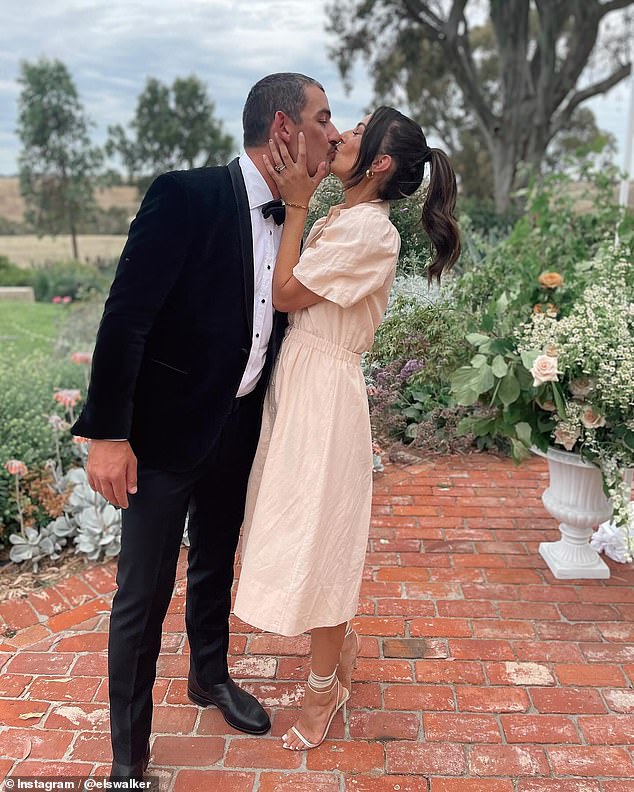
[{"x1": 345, "y1": 106, "x2": 461, "y2": 283}]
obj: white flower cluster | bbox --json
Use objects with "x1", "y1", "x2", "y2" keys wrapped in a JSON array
[{"x1": 517, "y1": 275, "x2": 634, "y2": 418}]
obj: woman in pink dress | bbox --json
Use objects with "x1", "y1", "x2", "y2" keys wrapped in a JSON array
[{"x1": 233, "y1": 107, "x2": 460, "y2": 750}]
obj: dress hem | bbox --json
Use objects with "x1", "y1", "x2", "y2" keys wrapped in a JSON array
[{"x1": 232, "y1": 608, "x2": 358, "y2": 638}]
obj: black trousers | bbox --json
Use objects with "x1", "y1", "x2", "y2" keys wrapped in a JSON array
[{"x1": 108, "y1": 389, "x2": 262, "y2": 764}]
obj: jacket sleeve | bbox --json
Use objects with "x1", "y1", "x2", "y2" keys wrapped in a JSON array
[{"x1": 72, "y1": 173, "x2": 189, "y2": 440}]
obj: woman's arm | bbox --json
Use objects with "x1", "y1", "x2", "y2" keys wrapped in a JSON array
[
  {"x1": 263, "y1": 133, "x2": 327, "y2": 313},
  {"x1": 270, "y1": 204, "x2": 322, "y2": 312}
]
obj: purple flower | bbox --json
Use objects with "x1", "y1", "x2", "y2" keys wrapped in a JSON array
[{"x1": 399, "y1": 359, "x2": 425, "y2": 381}]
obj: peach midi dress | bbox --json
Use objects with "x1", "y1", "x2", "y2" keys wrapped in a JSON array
[{"x1": 233, "y1": 199, "x2": 400, "y2": 636}]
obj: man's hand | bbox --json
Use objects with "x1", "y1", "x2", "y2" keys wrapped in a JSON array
[{"x1": 86, "y1": 440, "x2": 138, "y2": 509}]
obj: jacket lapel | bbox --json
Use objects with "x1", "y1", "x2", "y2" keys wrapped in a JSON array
[{"x1": 227, "y1": 157, "x2": 254, "y2": 336}]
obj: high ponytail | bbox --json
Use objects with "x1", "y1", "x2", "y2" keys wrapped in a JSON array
[
  {"x1": 421, "y1": 148, "x2": 461, "y2": 283},
  {"x1": 348, "y1": 107, "x2": 461, "y2": 284}
]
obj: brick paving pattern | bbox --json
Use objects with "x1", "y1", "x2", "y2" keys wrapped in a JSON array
[{"x1": 0, "y1": 454, "x2": 633, "y2": 791}]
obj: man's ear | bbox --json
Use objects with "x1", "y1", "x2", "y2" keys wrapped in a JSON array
[{"x1": 271, "y1": 110, "x2": 292, "y2": 144}]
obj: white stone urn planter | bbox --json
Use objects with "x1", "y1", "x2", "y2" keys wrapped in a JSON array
[{"x1": 532, "y1": 446, "x2": 613, "y2": 579}]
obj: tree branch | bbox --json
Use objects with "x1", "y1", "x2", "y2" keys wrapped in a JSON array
[
  {"x1": 447, "y1": 0, "x2": 469, "y2": 41},
  {"x1": 400, "y1": 0, "x2": 444, "y2": 32},
  {"x1": 599, "y1": 0, "x2": 634, "y2": 16},
  {"x1": 550, "y1": 3, "x2": 603, "y2": 111},
  {"x1": 551, "y1": 61, "x2": 631, "y2": 136},
  {"x1": 396, "y1": 1, "x2": 499, "y2": 135}
]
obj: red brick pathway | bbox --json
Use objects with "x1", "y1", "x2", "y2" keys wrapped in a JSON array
[{"x1": 1, "y1": 454, "x2": 633, "y2": 791}]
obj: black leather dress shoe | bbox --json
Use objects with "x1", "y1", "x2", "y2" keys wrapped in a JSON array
[
  {"x1": 187, "y1": 673, "x2": 271, "y2": 734},
  {"x1": 109, "y1": 743, "x2": 150, "y2": 781}
]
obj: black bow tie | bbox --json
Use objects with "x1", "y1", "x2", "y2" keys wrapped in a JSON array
[{"x1": 261, "y1": 199, "x2": 285, "y2": 225}]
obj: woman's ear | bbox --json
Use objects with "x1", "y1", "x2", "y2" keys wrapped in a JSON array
[{"x1": 372, "y1": 154, "x2": 392, "y2": 174}]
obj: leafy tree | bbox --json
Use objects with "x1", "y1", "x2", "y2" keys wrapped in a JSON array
[
  {"x1": 327, "y1": 0, "x2": 633, "y2": 213},
  {"x1": 16, "y1": 58, "x2": 103, "y2": 259},
  {"x1": 107, "y1": 76, "x2": 235, "y2": 190}
]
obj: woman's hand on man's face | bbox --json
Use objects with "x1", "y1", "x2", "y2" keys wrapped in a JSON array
[{"x1": 263, "y1": 132, "x2": 328, "y2": 205}]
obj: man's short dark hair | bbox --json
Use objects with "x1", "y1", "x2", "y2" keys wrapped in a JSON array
[{"x1": 243, "y1": 73, "x2": 324, "y2": 147}]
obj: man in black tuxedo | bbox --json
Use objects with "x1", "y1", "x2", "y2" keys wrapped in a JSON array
[{"x1": 72, "y1": 73, "x2": 340, "y2": 779}]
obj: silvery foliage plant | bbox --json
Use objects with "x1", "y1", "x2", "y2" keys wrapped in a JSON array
[
  {"x1": 9, "y1": 524, "x2": 66, "y2": 573},
  {"x1": 65, "y1": 466, "x2": 122, "y2": 560},
  {"x1": 8, "y1": 461, "x2": 123, "y2": 569},
  {"x1": 10, "y1": 460, "x2": 190, "y2": 570}
]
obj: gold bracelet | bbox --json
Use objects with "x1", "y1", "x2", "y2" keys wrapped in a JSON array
[{"x1": 284, "y1": 201, "x2": 308, "y2": 210}]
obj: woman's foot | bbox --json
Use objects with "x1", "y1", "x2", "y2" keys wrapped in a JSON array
[
  {"x1": 282, "y1": 678, "x2": 349, "y2": 750},
  {"x1": 336, "y1": 627, "x2": 360, "y2": 693}
]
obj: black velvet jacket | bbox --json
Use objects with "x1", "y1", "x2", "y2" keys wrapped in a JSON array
[{"x1": 72, "y1": 159, "x2": 286, "y2": 471}]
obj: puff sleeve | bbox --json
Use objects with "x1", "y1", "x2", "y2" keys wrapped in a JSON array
[{"x1": 293, "y1": 205, "x2": 400, "y2": 309}]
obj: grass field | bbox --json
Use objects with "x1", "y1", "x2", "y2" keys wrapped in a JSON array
[
  {"x1": 0, "y1": 301, "x2": 69, "y2": 357},
  {"x1": 0, "y1": 235, "x2": 127, "y2": 268}
]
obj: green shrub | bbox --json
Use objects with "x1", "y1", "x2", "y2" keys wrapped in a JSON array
[
  {"x1": 368, "y1": 282, "x2": 472, "y2": 376},
  {"x1": 0, "y1": 350, "x2": 84, "y2": 539},
  {"x1": 453, "y1": 165, "x2": 634, "y2": 326},
  {"x1": 308, "y1": 176, "x2": 434, "y2": 278},
  {"x1": 32, "y1": 260, "x2": 110, "y2": 302},
  {"x1": 365, "y1": 281, "x2": 475, "y2": 447},
  {"x1": 0, "y1": 255, "x2": 34, "y2": 287},
  {"x1": 458, "y1": 196, "x2": 520, "y2": 239},
  {"x1": 306, "y1": 174, "x2": 343, "y2": 230}
]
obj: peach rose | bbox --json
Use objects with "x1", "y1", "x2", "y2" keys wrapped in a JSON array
[
  {"x1": 4, "y1": 459, "x2": 28, "y2": 477},
  {"x1": 538, "y1": 272, "x2": 564, "y2": 289},
  {"x1": 553, "y1": 425, "x2": 580, "y2": 451},
  {"x1": 529, "y1": 354, "x2": 559, "y2": 386},
  {"x1": 569, "y1": 378, "x2": 594, "y2": 400},
  {"x1": 536, "y1": 399, "x2": 557, "y2": 412},
  {"x1": 581, "y1": 407, "x2": 606, "y2": 430}
]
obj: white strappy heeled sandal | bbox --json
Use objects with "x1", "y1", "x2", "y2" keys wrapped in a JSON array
[{"x1": 282, "y1": 670, "x2": 349, "y2": 750}]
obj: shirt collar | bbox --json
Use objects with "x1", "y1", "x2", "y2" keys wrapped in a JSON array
[{"x1": 238, "y1": 153, "x2": 274, "y2": 210}]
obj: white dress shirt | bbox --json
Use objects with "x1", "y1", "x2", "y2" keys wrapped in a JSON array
[{"x1": 236, "y1": 153, "x2": 282, "y2": 397}]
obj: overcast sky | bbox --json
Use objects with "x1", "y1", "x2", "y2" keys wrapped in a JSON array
[{"x1": 0, "y1": 0, "x2": 631, "y2": 176}]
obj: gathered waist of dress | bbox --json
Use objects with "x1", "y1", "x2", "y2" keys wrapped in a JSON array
[{"x1": 284, "y1": 325, "x2": 361, "y2": 364}]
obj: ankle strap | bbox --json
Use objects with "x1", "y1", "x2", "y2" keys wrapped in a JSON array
[{"x1": 308, "y1": 669, "x2": 338, "y2": 693}]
